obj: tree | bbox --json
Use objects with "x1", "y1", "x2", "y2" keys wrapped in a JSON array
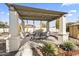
[
  {"x1": 0, "y1": 21, "x2": 8, "y2": 33},
  {"x1": 1, "y1": 24, "x2": 5, "y2": 33},
  {"x1": 5, "y1": 22, "x2": 8, "y2": 25}
]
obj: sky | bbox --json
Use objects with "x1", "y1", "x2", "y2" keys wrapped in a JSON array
[{"x1": 0, "y1": 3, "x2": 79, "y2": 27}]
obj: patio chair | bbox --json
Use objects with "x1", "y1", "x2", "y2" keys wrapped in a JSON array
[
  {"x1": 33, "y1": 33, "x2": 40, "y2": 40},
  {"x1": 40, "y1": 32, "x2": 47, "y2": 40}
]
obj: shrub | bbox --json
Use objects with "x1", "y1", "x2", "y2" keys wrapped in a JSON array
[
  {"x1": 60, "y1": 41, "x2": 76, "y2": 51},
  {"x1": 42, "y1": 42, "x2": 58, "y2": 56},
  {"x1": 34, "y1": 29, "x2": 43, "y2": 33}
]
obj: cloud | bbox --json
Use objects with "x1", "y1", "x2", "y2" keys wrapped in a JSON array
[
  {"x1": 66, "y1": 13, "x2": 73, "y2": 17},
  {"x1": 65, "y1": 10, "x2": 77, "y2": 17},
  {"x1": 0, "y1": 11, "x2": 4, "y2": 15},
  {"x1": 0, "y1": 12, "x2": 9, "y2": 16},
  {"x1": 69, "y1": 10, "x2": 77, "y2": 13},
  {"x1": 7, "y1": 13, "x2": 9, "y2": 16},
  {"x1": 61, "y1": 3, "x2": 74, "y2": 6}
]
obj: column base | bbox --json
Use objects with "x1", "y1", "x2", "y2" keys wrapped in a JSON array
[
  {"x1": 8, "y1": 36, "x2": 21, "y2": 52},
  {"x1": 58, "y1": 33, "x2": 69, "y2": 44}
]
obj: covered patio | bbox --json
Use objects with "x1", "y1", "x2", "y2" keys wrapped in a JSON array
[{"x1": 6, "y1": 4, "x2": 69, "y2": 52}]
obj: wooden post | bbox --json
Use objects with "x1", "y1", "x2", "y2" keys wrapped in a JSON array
[
  {"x1": 33, "y1": 20, "x2": 35, "y2": 32},
  {"x1": 21, "y1": 20, "x2": 25, "y2": 36},
  {"x1": 47, "y1": 21, "x2": 49, "y2": 32},
  {"x1": 26, "y1": 20, "x2": 28, "y2": 32}
]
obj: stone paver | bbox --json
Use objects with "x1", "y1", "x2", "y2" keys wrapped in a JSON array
[{"x1": 16, "y1": 41, "x2": 33, "y2": 56}]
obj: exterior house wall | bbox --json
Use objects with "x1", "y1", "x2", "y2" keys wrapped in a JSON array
[{"x1": 69, "y1": 25, "x2": 79, "y2": 39}]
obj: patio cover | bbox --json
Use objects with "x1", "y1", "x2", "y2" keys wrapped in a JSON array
[{"x1": 6, "y1": 4, "x2": 67, "y2": 21}]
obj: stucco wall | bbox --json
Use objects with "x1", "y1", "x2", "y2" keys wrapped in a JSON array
[{"x1": 69, "y1": 25, "x2": 79, "y2": 39}]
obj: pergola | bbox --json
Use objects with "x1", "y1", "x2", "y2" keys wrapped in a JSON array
[{"x1": 6, "y1": 4, "x2": 69, "y2": 52}]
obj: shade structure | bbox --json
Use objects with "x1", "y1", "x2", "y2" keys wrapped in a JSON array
[
  {"x1": 6, "y1": 3, "x2": 67, "y2": 21},
  {"x1": 6, "y1": 4, "x2": 69, "y2": 53}
]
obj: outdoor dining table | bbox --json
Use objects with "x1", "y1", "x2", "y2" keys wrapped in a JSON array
[{"x1": 31, "y1": 32, "x2": 48, "y2": 40}]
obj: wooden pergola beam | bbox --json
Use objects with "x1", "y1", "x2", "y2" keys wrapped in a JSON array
[
  {"x1": 13, "y1": 4, "x2": 67, "y2": 15},
  {"x1": 20, "y1": 15, "x2": 60, "y2": 21},
  {"x1": 22, "y1": 17, "x2": 54, "y2": 21},
  {"x1": 18, "y1": 11, "x2": 62, "y2": 17},
  {"x1": 6, "y1": 4, "x2": 67, "y2": 21}
]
